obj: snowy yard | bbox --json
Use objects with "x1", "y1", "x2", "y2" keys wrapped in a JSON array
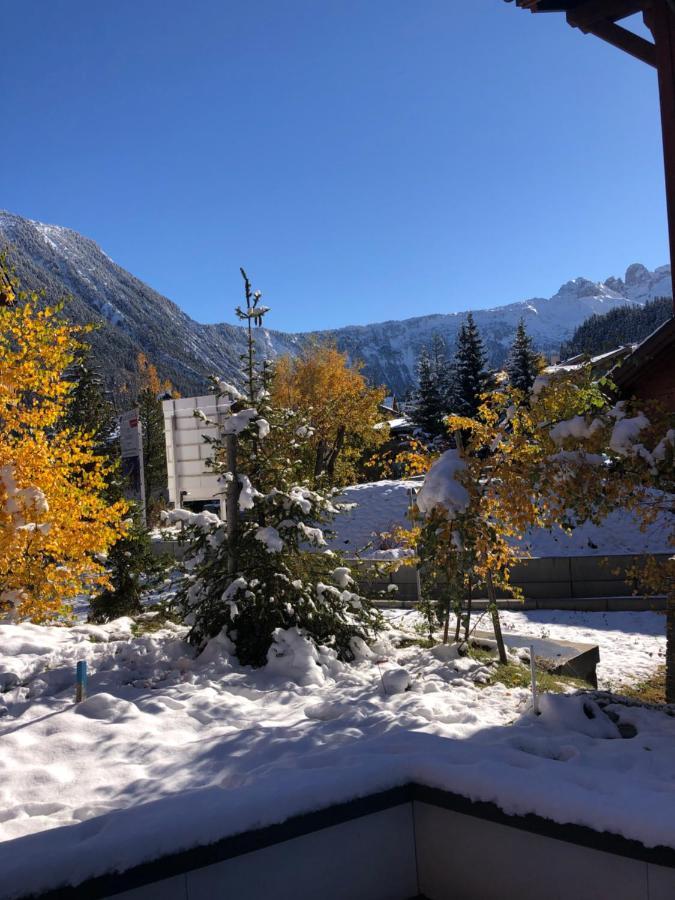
[
  {"x1": 385, "y1": 608, "x2": 667, "y2": 690},
  {"x1": 0, "y1": 608, "x2": 673, "y2": 896}
]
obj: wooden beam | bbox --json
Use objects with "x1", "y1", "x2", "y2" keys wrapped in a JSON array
[
  {"x1": 566, "y1": 0, "x2": 647, "y2": 29},
  {"x1": 571, "y1": 18, "x2": 657, "y2": 64},
  {"x1": 651, "y1": 0, "x2": 675, "y2": 316}
]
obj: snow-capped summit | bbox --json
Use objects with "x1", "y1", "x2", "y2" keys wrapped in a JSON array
[{"x1": 0, "y1": 209, "x2": 670, "y2": 395}]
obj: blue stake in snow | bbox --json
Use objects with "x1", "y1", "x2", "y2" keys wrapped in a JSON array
[
  {"x1": 529, "y1": 645, "x2": 539, "y2": 716},
  {"x1": 75, "y1": 660, "x2": 87, "y2": 703}
]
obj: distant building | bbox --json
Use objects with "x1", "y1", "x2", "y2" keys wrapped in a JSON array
[{"x1": 378, "y1": 395, "x2": 399, "y2": 416}]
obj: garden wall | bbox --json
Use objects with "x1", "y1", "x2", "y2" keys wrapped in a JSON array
[
  {"x1": 32, "y1": 785, "x2": 675, "y2": 900},
  {"x1": 354, "y1": 553, "x2": 671, "y2": 610}
]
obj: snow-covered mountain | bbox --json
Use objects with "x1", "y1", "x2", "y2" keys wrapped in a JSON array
[
  {"x1": 304, "y1": 264, "x2": 672, "y2": 393},
  {"x1": 0, "y1": 210, "x2": 670, "y2": 396},
  {"x1": 0, "y1": 210, "x2": 302, "y2": 396}
]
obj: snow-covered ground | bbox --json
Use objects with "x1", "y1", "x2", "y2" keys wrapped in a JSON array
[
  {"x1": 0, "y1": 608, "x2": 672, "y2": 896},
  {"x1": 386, "y1": 608, "x2": 667, "y2": 690},
  {"x1": 327, "y1": 479, "x2": 674, "y2": 558}
]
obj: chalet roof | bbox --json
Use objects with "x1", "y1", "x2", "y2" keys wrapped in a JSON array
[
  {"x1": 505, "y1": 1, "x2": 590, "y2": 10},
  {"x1": 546, "y1": 344, "x2": 635, "y2": 375},
  {"x1": 504, "y1": 1, "x2": 641, "y2": 11},
  {"x1": 610, "y1": 315, "x2": 675, "y2": 390}
]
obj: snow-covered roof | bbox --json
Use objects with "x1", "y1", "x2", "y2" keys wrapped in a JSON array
[
  {"x1": 328, "y1": 478, "x2": 674, "y2": 559},
  {"x1": 373, "y1": 416, "x2": 411, "y2": 432}
]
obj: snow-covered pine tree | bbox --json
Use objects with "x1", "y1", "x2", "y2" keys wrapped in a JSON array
[
  {"x1": 412, "y1": 344, "x2": 445, "y2": 437},
  {"x1": 506, "y1": 319, "x2": 540, "y2": 396},
  {"x1": 453, "y1": 312, "x2": 487, "y2": 417},
  {"x1": 175, "y1": 272, "x2": 381, "y2": 667}
]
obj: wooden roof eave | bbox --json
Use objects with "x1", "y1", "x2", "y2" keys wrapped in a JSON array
[{"x1": 610, "y1": 316, "x2": 675, "y2": 388}]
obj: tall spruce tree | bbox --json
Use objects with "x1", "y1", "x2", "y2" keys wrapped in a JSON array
[
  {"x1": 412, "y1": 346, "x2": 445, "y2": 436},
  {"x1": 430, "y1": 333, "x2": 454, "y2": 415},
  {"x1": 506, "y1": 319, "x2": 540, "y2": 396},
  {"x1": 135, "y1": 353, "x2": 172, "y2": 523},
  {"x1": 64, "y1": 349, "x2": 116, "y2": 457},
  {"x1": 453, "y1": 312, "x2": 486, "y2": 417}
]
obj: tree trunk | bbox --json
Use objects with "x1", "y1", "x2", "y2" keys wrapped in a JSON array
[
  {"x1": 225, "y1": 433, "x2": 240, "y2": 576},
  {"x1": 442, "y1": 598, "x2": 451, "y2": 645},
  {"x1": 314, "y1": 439, "x2": 327, "y2": 480},
  {"x1": 486, "y1": 569, "x2": 507, "y2": 665},
  {"x1": 325, "y1": 426, "x2": 346, "y2": 479},
  {"x1": 464, "y1": 575, "x2": 473, "y2": 643}
]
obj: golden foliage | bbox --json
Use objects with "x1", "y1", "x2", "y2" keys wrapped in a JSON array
[
  {"x1": 271, "y1": 344, "x2": 386, "y2": 485},
  {"x1": 0, "y1": 272, "x2": 128, "y2": 622},
  {"x1": 137, "y1": 352, "x2": 173, "y2": 397},
  {"x1": 368, "y1": 437, "x2": 436, "y2": 480},
  {"x1": 413, "y1": 368, "x2": 674, "y2": 606}
]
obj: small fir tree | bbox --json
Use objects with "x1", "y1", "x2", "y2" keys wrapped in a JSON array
[
  {"x1": 89, "y1": 509, "x2": 169, "y2": 622},
  {"x1": 453, "y1": 313, "x2": 486, "y2": 417},
  {"x1": 175, "y1": 271, "x2": 382, "y2": 667},
  {"x1": 506, "y1": 319, "x2": 540, "y2": 396},
  {"x1": 430, "y1": 333, "x2": 455, "y2": 415}
]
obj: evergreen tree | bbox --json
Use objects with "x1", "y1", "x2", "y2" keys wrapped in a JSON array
[
  {"x1": 453, "y1": 313, "x2": 486, "y2": 417},
  {"x1": 135, "y1": 353, "x2": 172, "y2": 523},
  {"x1": 560, "y1": 296, "x2": 671, "y2": 359},
  {"x1": 89, "y1": 509, "x2": 169, "y2": 622},
  {"x1": 412, "y1": 346, "x2": 445, "y2": 436},
  {"x1": 175, "y1": 272, "x2": 381, "y2": 667},
  {"x1": 506, "y1": 319, "x2": 540, "y2": 396},
  {"x1": 430, "y1": 333, "x2": 455, "y2": 414},
  {"x1": 64, "y1": 348, "x2": 116, "y2": 457}
]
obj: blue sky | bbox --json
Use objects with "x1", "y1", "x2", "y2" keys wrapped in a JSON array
[{"x1": 2, "y1": 1, "x2": 664, "y2": 332}]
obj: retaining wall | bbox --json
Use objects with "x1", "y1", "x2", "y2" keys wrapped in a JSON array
[
  {"x1": 354, "y1": 554, "x2": 671, "y2": 609},
  {"x1": 31, "y1": 785, "x2": 675, "y2": 900}
]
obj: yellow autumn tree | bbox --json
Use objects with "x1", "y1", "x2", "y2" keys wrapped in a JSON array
[
  {"x1": 409, "y1": 369, "x2": 674, "y2": 661},
  {"x1": 0, "y1": 268, "x2": 128, "y2": 622},
  {"x1": 272, "y1": 345, "x2": 387, "y2": 486}
]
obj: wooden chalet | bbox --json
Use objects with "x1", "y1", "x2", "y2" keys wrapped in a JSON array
[{"x1": 612, "y1": 315, "x2": 675, "y2": 409}]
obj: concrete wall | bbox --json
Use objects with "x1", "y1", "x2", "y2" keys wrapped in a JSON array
[
  {"x1": 353, "y1": 554, "x2": 671, "y2": 608},
  {"x1": 55, "y1": 787, "x2": 675, "y2": 900},
  {"x1": 114, "y1": 805, "x2": 417, "y2": 900},
  {"x1": 414, "y1": 801, "x2": 675, "y2": 900}
]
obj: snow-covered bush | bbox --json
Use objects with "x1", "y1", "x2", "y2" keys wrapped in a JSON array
[{"x1": 175, "y1": 272, "x2": 382, "y2": 666}]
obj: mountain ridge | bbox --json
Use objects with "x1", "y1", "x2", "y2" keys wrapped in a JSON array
[{"x1": 0, "y1": 210, "x2": 671, "y2": 397}]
